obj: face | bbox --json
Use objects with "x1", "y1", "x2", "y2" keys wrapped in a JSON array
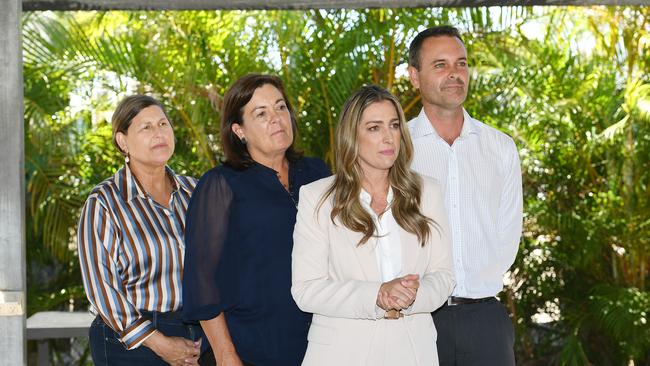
[
  {"x1": 356, "y1": 100, "x2": 401, "y2": 176},
  {"x1": 116, "y1": 105, "x2": 175, "y2": 169},
  {"x1": 232, "y1": 83, "x2": 294, "y2": 160},
  {"x1": 409, "y1": 36, "x2": 469, "y2": 112}
]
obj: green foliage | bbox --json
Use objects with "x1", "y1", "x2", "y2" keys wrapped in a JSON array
[{"x1": 23, "y1": 6, "x2": 650, "y2": 364}]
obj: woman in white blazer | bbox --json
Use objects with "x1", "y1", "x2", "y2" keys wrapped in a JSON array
[{"x1": 291, "y1": 85, "x2": 455, "y2": 366}]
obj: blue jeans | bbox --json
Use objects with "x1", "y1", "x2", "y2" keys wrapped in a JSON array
[{"x1": 89, "y1": 311, "x2": 208, "y2": 366}]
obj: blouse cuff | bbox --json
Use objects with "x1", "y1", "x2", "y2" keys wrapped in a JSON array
[{"x1": 121, "y1": 317, "x2": 156, "y2": 350}]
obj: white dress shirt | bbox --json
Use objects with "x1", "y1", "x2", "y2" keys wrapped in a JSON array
[
  {"x1": 408, "y1": 108, "x2": 523, "y2": 298},
  {"x1": 359, "y1": 188, "x2": 402, "y2": 283}
]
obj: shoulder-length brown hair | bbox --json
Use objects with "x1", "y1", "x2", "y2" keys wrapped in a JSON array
[
  {"x1": 319, "y1": 85, "x2": 436, "y2": 246},
  {"x1": 220, "y1": 74, "x2": 302, "y2": 170}
]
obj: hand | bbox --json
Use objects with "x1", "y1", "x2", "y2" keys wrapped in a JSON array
[
  {"x1": 377, "y1": 274, "x2": 420, "y2": 310},
  {"x1": 400, "y1": 274, "x2": 420, "y2": 293},
  {"x1": 216, "y1": 350, "x2": 245, "y2": 366},
  {"x1": 143, "y1": 332, "x2": 201, "y2": 366}
]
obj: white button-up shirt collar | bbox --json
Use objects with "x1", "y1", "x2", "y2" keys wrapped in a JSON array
[{"x1": 359, "y1": 187, "x2": 402, "y2": 283}]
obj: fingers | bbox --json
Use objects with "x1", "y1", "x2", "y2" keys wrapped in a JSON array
[
  {"x1": 401, "y1": 274, "x2": 420, "y2": 290},
  {"x1": 402, "y1": 273, "x2": 420, "y2": 281},
  {"x1": 183, "y1": 356, "x2": 200, "y2": 366},
  {"x1": 377, "y1": 292, "x2": 392, "y2": 310},
  {"x1": 388, "y1": 284, "x2": 416, "y2": 303}
]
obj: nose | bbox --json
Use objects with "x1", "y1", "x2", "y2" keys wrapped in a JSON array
[
  {"x1": 154, "y1": 124, "x2": 165, "y2": 136},
  {"x1": 382, "y1": 127, "x2": 394, "y2": 143},
  {"x1": 448, "y1": 64, "x2": 461, "y2": 79},
  {"x1": 268, "y1": 109, "x2": 281, "y2": 124}
]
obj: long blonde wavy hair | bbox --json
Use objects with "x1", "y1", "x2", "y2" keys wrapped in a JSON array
[{"x1": 319, "y1": 85, "x2": 435, "y2": 246}]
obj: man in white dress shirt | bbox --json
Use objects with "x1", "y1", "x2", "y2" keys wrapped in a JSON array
[{"x1": 406, "y1": 25, "x2": 523, "y2": 365}]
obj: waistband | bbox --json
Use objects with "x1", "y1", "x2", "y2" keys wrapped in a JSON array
[{"x1": 444, "y1": 296, "x2": 496, "y2": 307}]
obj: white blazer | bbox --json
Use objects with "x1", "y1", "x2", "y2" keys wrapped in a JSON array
[{"x1": 292, "y1": 175, "x2": 455, "y2": 366}]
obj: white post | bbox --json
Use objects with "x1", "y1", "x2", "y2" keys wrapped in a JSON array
[{"x1": 0, "y1": 0, "x2": 26, "y2": 365}]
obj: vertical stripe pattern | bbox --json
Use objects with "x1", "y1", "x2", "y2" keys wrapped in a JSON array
[
  {"x1": 78, "y1": 164, "x2": 197, "y2": 349},
  {"x1": 408, "y1": 108, "x2": 523, "y2": 299}
]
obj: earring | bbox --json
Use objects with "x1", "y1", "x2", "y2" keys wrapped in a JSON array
[
  {"x1": 240, "y1": 136, "x2": 247, "y2": 145},
  {"x1": 125, "y1": 152, "x2": 130, "y2": 164}
]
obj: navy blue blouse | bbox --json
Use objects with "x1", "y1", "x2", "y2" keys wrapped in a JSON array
[{"x1": 182, "y1": 157, "x2": 330, "y2": 366}]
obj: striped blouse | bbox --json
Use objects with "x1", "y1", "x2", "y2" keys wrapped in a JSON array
[{"x1": 77, "y1": 164, "x2": 197, "y2": 349}]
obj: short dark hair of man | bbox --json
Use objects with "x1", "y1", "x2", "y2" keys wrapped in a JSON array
[
  {"x1": 408, "y1": 25, "x2": 465, "y2": 71},
  {"x1": 220, "y1": 73, "x2": 303, "y2": 170}
]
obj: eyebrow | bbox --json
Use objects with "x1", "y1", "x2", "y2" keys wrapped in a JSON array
[
  {"x1": 140, "y1": 117, "x2": 167, "y2": 124},
  {"x1": 364, "y1": 118, "x2": 399, "y2": 124},
  {"x1": 252, "y1": 98, "x2": 286, "y2": 112},
  {"x1": 431, "y1": 57, "x2": 467, "y2": 64}
]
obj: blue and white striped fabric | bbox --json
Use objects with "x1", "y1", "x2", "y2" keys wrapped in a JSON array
[
  {"x1": 408, "y1": 108, "x2": 523, "y2": 299},
  {"x1": 77, "y1": 164, "x2": 196, "y2": 349}
]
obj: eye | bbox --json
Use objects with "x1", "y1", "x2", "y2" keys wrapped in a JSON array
[
  {"x1": 434, "y1": 63, "x2": 445, "y2": 69},
  {"x1": 390, "y1": 122, "x2": 400, "y2": 129},
  {"x1": 368, "y1": 125, "x2": 379, "y2": 131},
  {"x1": 277, "y1": 103, "x2": 287, "y2": 111},
  {"x1": 160, "y1": 121, "x2": 169, "y2": 127},
  {"x1": 256, "y1": 110, "x2": 266, "y2": 119},
  {"x1": 457, "y1": 61, "x2": 468, "y2": 67},
  {"x1": 141, "y1": 124, "x2": 151, "y2": 130}
]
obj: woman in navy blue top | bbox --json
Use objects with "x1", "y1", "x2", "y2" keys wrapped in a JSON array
[{"x1": 182, "y1": 74, "x2": 330, "y2": 366}]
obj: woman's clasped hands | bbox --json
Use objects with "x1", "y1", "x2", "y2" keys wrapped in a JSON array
[{"x1": 376, "y1": 274, "x2": 420, "y2": 319}]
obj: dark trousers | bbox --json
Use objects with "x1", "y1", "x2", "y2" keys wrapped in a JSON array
[
  {"x1": 432, "y1": 298, "x2": 515, "y2": 366},
  {"x1": 89, "y1": 311, "x2": 213, "y2": 366}
]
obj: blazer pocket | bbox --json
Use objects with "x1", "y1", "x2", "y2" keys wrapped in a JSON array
[{"x1": 307, "y1": 322, "x2": 335, "y2": 345}]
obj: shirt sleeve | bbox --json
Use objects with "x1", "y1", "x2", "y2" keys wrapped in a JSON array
[
  {"x1": 497, "y1": 139, "x2": 523, "y2": 273},
  {"x1": 182, "y1": 169, "x2": 234, "y2": 321},
  {"x1": 77, "y1": 196, "x2": 155, "y2": 350}
]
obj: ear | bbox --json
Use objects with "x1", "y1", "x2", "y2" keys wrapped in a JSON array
[
  {"x1": 231, "y1": 123, "x2": 244, "y2": 139},
  {"x1": 115, "y1": 132, "x2": 128, "y2": 154},
  {"x1": 408, "y1": 66, "x2": 420, "y2": 90}
]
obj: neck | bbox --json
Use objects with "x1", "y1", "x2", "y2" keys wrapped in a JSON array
[
  {"x1": 251, "y1": 151, "x2": 288, "y2": 172},
  {"x1": 422, "y1": 104, "x2": 464, "y2": 145},
  {"x1": 361, "y1": 169, "x2": 390, "y2": 197},
  {"x1": 128, "y1": 161, "x2": 169, "y2": 195}
]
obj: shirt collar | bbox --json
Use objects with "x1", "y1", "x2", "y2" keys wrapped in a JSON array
[
  {"x1": 117, "y1": 163, "x2": 190, "y2": 202},
  {"x1": 410, "y1": 108, "x2": 481, "y2": 140},
  {"x1": 359, "y1": 186, "x2": 394, "y2": 208}
]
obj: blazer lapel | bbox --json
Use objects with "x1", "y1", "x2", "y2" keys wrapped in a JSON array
[
  {"x1": 399, "y1": 228, "x2": 422, "y2": 275},
  {"x1": 344, "y1": 229, "x2": 380, "y2": 281}
]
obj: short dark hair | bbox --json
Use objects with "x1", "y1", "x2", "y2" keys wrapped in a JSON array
[
  {"x1": 111, "y1": 94, "x2": 169, "y2": 155},
  {"x1": 408, "y1": 25, "x2": 464, "y2": 70},
  {"x1": 220, "y1": 73, "x2": 302, "y2": 170}
]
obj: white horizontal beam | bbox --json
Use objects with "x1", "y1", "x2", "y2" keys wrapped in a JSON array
[{"x1": 22, "y1": 0, "x2": 648, "y2": 11}]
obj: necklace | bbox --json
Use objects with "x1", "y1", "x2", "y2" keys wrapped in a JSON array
[
  {"x1": 276, "y1": 171, "x2": 290, "y2": 191},
  {"x1": 276, "y1": 171, "x2": 296, "y2": 207}
]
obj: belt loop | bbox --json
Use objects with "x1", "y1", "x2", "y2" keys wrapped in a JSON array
[
  {"x1": 153, "y1": 311, "x2": 158, "y2": 328},
  {"x1": 447, "y1": 297, "x2": 453, "y2": 306}
]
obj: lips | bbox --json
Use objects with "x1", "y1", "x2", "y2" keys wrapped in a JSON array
[
  {"x1": 152, "y1": 143, "x2": 168, "y2": 149},
  {"x1": 271, "y1": 129, "x2": 286, "y2": 136},
  {"x1": 380, "y1": 149, "x2": 395, "y2": 156}
]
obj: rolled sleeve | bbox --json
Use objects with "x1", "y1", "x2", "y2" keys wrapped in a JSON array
[{"x1": 77, "y1": 196, "x2": 151, "y2": 349}]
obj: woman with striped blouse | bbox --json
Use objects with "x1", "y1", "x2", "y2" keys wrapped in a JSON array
[{"x1": 78, "y1": 95, "x2": 207, "y2": 366}]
